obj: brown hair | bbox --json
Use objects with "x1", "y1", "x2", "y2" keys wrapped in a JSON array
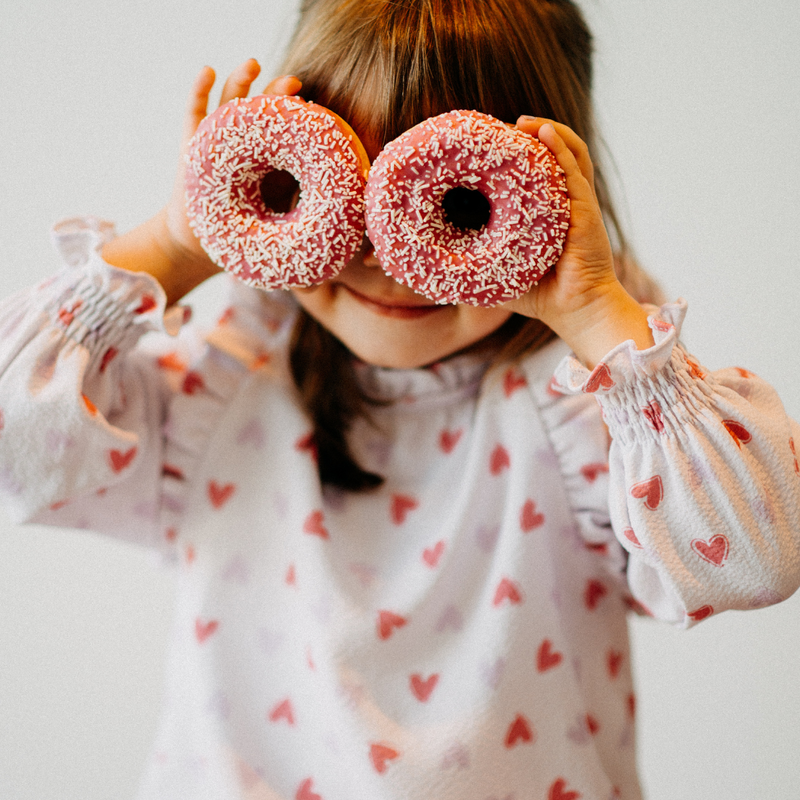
[{"x1": 281, "y1": 0, "x2": 662, "y2": 491}]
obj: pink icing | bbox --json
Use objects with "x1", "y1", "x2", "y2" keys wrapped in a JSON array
[
  {"x1": 185, "y1": 95, "x2": 367, "y2": 290},
  {"x1": 365, "y1": 111, "x2": 570, "y2": 307}
]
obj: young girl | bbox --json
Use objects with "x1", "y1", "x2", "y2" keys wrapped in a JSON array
[{"x1": 1, "y1": 0, "x2": 798, "y2": 798}]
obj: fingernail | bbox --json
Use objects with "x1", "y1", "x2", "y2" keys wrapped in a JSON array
[{"x1": 518, "y1": 115, "x2": 537, "y2": 124}]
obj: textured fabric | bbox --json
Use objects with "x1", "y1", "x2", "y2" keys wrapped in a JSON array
[{"x1": 1, "y1": 217, "x2": 799, "y2": 800}]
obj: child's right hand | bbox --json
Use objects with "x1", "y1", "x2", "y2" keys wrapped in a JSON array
[
  {"x1": 102, "y1": 61, "x2": 302, "y2": 306},
  {"x1": 164, "y1": 62, "x2": 304, "y2": 268},
  {"x1": 503, "y1": 117, "x2": 655, "y2": 369}
]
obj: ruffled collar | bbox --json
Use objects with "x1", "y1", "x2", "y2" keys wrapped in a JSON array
[
  {"x1": 353, "y1": 350, "x2": 494, "y2": 407},
  {"x1": 240, "y1": 282, "x2": 495, "y2": 407}
]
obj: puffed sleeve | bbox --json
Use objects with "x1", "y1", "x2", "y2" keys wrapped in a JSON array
[
  {"x1": 0, "y1": 218, "x2": 190, "y2": 549},
  {"x1": 552, "y1": 300, "x2": 800, "y2": 626}
]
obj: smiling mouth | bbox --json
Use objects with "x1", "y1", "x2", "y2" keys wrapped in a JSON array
[{"x1": 339, "y1": 284, "x2": 445, "y2": 319}]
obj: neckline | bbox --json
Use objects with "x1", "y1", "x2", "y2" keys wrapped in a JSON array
[{"x1": 353, "y1": 350, "x2": 494, "y2": 407}]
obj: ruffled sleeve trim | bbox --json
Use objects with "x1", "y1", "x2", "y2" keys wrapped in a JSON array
[
  {"x1": 549, "y1": 299, "x2": 719, "y2": 447},
  {"x1": 0, "y1": 218, "x2": 185, "y2": 541},
  {"x1": 548, "y1": 299, "x2": 800, "y2": 627},
  {"x1": 47, "y1": 218, "x2": 174, "y2": 353}
]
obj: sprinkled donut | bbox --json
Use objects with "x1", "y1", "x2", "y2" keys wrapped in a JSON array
[
  {"x1": 365, "y1": 110, "x2": 570, "y2": 307},
  {"x1": 185, "y1": 95, "x2": 369, "y2": 290}
]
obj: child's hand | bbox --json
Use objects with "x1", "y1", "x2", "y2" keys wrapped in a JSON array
[
  {"x1": 503, "y1": 118, "x2": 654, "y2": 368},
  {"x1": 102, "y1": 61, "x2": 303, "y2": 306},
  {"x1": 163, "y1": 62, "x2": 304, "y2": 265}
]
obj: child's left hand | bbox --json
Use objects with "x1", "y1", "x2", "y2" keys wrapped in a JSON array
[{"x1": 504, "y1": 117, "x2": 654, "y2": 369}]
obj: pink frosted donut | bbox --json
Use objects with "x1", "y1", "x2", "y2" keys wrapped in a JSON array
[
  {"x1": 185, "y1": 95, "x2": 369, "y2": 290},
  {"x1": 365, "y1": 110, "x2": 570, "y2": 307}
]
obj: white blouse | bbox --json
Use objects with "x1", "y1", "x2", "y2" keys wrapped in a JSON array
[{"x1": 1, "y1": 218, "x2": 798, "y2": 800}]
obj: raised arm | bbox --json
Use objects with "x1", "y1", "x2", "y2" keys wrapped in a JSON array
[
  {"x1": 554, "y1": 303, "x2": 800, "y2": 626},
  {"x1": 0, "y1": 63, "x2": 300, "y2": 546},
  {"x1": 101, "y1": 62, "x2": 302, "y2": 306}
]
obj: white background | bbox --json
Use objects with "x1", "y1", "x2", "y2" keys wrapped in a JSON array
[{"x1": 1, "y1": 1, "x2": 798, "y2": 798}]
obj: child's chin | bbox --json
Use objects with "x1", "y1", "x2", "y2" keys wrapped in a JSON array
[
  {"x1": 347, "y1": 341, "x2": 449, "y2": 370},
  {"x1": 353, "y1": 351, "x2": 439, "y2": 370}
]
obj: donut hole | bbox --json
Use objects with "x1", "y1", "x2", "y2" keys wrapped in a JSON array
[
  {"x1": 442, "y1": 187, "x2": 492, "y2": 231},
  {"x1": 259, "y1": 169, "x2": 301, "y2": 214}
]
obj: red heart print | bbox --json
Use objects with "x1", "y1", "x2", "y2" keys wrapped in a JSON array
[
  {"x1": 303, "y1": 510, "x2": 329, "y2": 539},
  {"x1": 369, "y1": 743, "x2": 400, "y2": 774},
  {"x1": 642, "y1": 400, "x2": 665, "y2": 433},
  {"x1": 630, "y1": 476, "x2": 663, "y2": 510},
  {"x1": 490, "y1": 444, "x2": 510, "y2": 475},
  {"x1": 81, "y1": 394, "x2": 98, "y2": 416},
  {"x1": 583, "y1": 362, "x2": 614, "y2": 393},
  {"x1": 295, "y1": 778, "x2": 322, "y2": 800},
  {"x1": 438, "y1": 428, "x2": 463, "y2": 454},
  {"x1": 504, "y1": 714, "x2": 534, "y2": 748},
  {"x1": 109, "y1": 446, "x2": 137, "y2": 473},
  {"x1": 410, "y1": 673, "x2": 439, "y2": 702},
  {"x1": 607, "y1": 649, "x2": 623, "y2": 679},
  {"x1": 548, "y1": 777, "x2": 581, "y2": 800},
  {"x1": 58, "y1": 304, "x2": 78, "y2": 327},
  {"x1": 268, "y1": 698, "x2": 296, "y2": 725},
  {"x1": 722, "y1": 419, "x2": 752, "y2": 448},
  {"x1": 208, "y1": 480, "x2": 235, "y2": 509},
  {"x1": 99, "y1": 346, "x2": 118, "y2": 374},
  {"x1": 547, "y1": 375, "x2": 563, "y2": 396},
  {"x1": 182, "y1": 371, "x2": 205, "y2": 395},
  {"x1": 493, "y1": 577, "x2": 523, "y2": 607},
  {"x1": 285, "y1": 564, "x2": 297, "y2": 586},
  {"x1": 622, "y1": 527, "x2": 642, "y2": 548},
  {"x1": 391, "y1": 494, "x2": 419, "y2": 524},
  {"x1": 520, "y1": 499, "x2": 545, "y2": 532},
  {"x1": 133, "y1": 294, "x2": 157, "y2": 314},
  {"x1": 579, "y1": 462, "x2": 609, "y2": 483},
  {"x1": 687, "y1": 605, "x2": 714, "y2": 622},
  {"x1": 585, "y1": 541, "x2": 608, "y2": 555},
  {"x1": 536, "y1": 639, "x2": 563, "y2": 673},
  {"x1": 295, "y1": 432, "x2": 319, "y2": 461},
  {"x1": 162, "y1": 463, "x2": 184, "y2": 481},
  {"x1": 686, "y1": 358, "x2": 706, "y2": 380},
  {"x1": 249, "y1": 351, "x2": 270, "y2": 371},
  {"x1": 585, "y1": 713, "x2": 600, "y2": 735},
  {"x1": 195, "y1": 618, "x2": 219, "y2": 643},
  {"x1": 156, "y1": 351, "x2": 187, "y2": 372},
  {"x1": 651, "y1": 318, "x2": 673, "y2": 333},
  {"x1": 422, "y1": 540, "x2": 445, "y2": 568},
  {"x1": 584, "y1": 579, "x2": 607, "y2": 611},
  {"x1": 503, "y1": 368, "x2": 527, "y2": 397},
  {"x1": 377, "y1": 610, "x2": 408, "y2": 640},
  {"x1": 691, "y1": 534, "x2": 729, "y2": 566}
]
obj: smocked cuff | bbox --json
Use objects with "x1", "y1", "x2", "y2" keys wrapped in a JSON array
[
  {"x1": 47, "y1": 218, "x2": 187, "y2": 359},
  {"x1": 551, "y1": 300, "x2": 717, "y2": 445}
]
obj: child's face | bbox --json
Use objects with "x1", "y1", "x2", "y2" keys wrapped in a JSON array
[
  {"x1": 290, "y1": 132, "x2": 513, "y2": 369},
  {"x1": 291, "y1": 241, "x2": 513, "y2": 369}
]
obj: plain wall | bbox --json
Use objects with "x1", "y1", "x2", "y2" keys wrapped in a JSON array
[{"x1": 0, "y1": 1, "x2": 798, "y2": 798}]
